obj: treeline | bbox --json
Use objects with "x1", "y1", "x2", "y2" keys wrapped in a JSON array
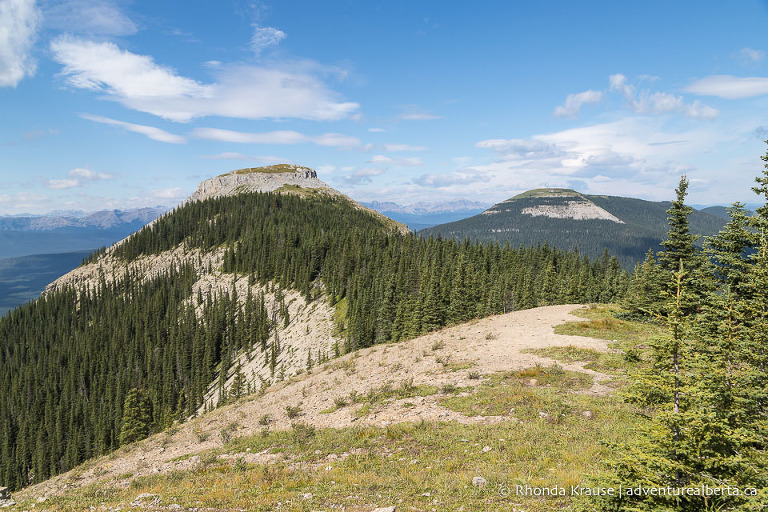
[
  {"x1": 593, "y1": 162, "x2": 768, "y2": 510},
  {"x1": 115, "y1": 192, "x2": 628, "y2": 348},
  {"x1": 0, "y1": 191, "x2": 627, "y2": 490}
]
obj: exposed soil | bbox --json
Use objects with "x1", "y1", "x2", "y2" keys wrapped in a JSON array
[{"x1": 18, "y1": 303, "x2": 612, "y2": 502}]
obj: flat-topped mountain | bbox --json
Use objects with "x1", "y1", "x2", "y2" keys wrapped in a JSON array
[
  {"x1": 186, "y1": 164, "x2": 333, "y2": 203},
  {"x1": 494, "y1": 189, "x2": 624, "y2": 223},
  {"x1": 420, "y1": 188, "x2": 727, "y2": 269}
]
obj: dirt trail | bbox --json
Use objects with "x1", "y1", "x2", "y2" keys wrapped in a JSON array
[{"x1": 19, "y1": 303, "x2": 612, "y2": 501}]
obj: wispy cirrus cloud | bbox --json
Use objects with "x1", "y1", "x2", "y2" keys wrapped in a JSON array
[
  {"x1": 736, "y1": 47, "x2": 765, "y2": 66},
  {"x1": 0, "y1": 0, "x2": 41, "y2": 87},
  {"x1": 368, "y1": 155, "x2": 422, "y2": 166},
  {"x1": 383, "y1": 143, "x2": 428, "y2": 152},
  {"x1": 412, "y1": 169, "x2": 491, "y2": 188},
  {"x1": 51, "y1": 36, "x2": 359, "y2": 122},
  {"x1": 553, "y1": 90, "x2": 603, "y2": 118},
  {"x1": 81, "y1": 114, "x2": 187, "y2": 143},
  {"x1": 397, "y1": 106, "x2": 442, "y2": 121},
  {"x1": 46, "y1": 178, "x2": 80, "y2": 189},
  {"x1": 341, "y1": 168, "x2": 385, "y2": 184},
  {"x1": 685, "y1": 75, "x2": 768, "y2": 99},
  {"x1": 200, "y1": 153, "x2": 287, "y2": 163},
  {"x1": 43, "y1": 0, "x2": 137, "y2": 36},
  {"x1": 192, "y1": 127, "x2": 366, "y2": 149},
  {"x1": 251, "y1": 25, "x2": 286, "y2": 55}
]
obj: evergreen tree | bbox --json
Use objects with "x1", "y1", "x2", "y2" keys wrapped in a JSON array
[
  {"x1": 657, "y1": 175, "x2": 708, "y2": 315},
  {"x1": 119, "y1": 388, "x2": 150, "y2": 446}
]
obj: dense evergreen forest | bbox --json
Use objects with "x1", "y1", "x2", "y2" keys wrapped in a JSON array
[{"x1": 0, "y1": 190, "x2": 626, "y2": 490}]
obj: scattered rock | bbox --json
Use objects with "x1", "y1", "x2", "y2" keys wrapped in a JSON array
[
  {"x1": 131, "y1": 493, "x2": 161, "y2": 507},
  {"x1": 538, "y1": 411, "x2": 549, "y2": 419},
  {"x1": 482, "y1": 445, "x2": 492, "y2": 453},
  {"x1": 372, "y1": 507, "x2": 396, "y2": 512},
  {"x1": 582, "y1": 410, "x2": 594, "y2": 419},
  {"x1": 528, "y1": 378, "x2": 538, "y2": 386},
  {"x1": 472, "y1": 476, "x2": 488, "y2": 488},
  {"x1": 302, "y1": 492, "x2": 313, "y2": 500}
]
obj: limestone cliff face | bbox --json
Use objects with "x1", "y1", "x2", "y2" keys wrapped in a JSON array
[{"x1": 185, "y1": 165, "x2": 334, "y2": 204}]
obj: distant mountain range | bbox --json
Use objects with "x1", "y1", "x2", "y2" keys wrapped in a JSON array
[
  {"x1": 0, "y1": 207, "x2": 164, "y2": 231},
  {"x1": 0, "y1": 207, "x2": 166, "y2": 260},
  {"x1": 0, "y1": 207, "x2": 166, "y2": 315},
  {"x1": 418, "y1": 188, "x2": 729, "y2": 269},
  {"x1": 362, "y1": 199, "x2": 490, "y2": 230}
]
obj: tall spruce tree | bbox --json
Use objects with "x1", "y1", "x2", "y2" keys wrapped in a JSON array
[
  {"x1": 119, "y1": 388, "x2": 151, "y2": 446},
  {"x1": 656, "y1": 175, "x2": 709, "y2": 315}
]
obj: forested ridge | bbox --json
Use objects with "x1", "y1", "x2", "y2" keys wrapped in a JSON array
[
  {"x1": 419, "y1": 192, "x2": 727, "y2": 270},
  {"x1": 0, "y1": 190, "x2": 627, "y2": 490}
]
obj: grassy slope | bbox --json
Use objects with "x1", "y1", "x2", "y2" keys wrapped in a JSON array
[{"x1": 19, "y1": 305, "x2": 658, "y2": 512}]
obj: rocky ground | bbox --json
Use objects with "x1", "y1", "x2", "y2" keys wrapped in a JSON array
[{"x1": 17, "y1": 304, "x2": 613, "y2": 505}]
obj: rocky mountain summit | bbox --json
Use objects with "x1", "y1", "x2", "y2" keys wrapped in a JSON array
[{"x1": 185, "y1": 164, "x2": 334, "y2": 203}]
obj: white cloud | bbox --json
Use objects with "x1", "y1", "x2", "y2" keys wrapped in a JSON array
[
  {"x1": 46, "y1": 178, "x2": 80, "y2": 189},
  {"x1": 413, "y1": 169, "x2": 490, "y2": 188},
  {"x1": 475, "y1": 138, "x2": 564, "y2": 159},
  {"x1": 471, "y1": 116, "x2": 732, "y2": 202},
  {"x1": 368, "y1": 127, "x2": 386, "y2": 133},
  {"x1": 0, "y1": 0, "x2": 41, "y2": 87},
  {"x1": 52, "y1": 36, "x2": 211, "y2": 105},
  {"x1": 43, "y1": 0, "x2": 137, "y2": 36},
  {"x1": 148, "y1": 187, "x2": 186, "y2": 199},
  {"x1": 368, "y1": 155, "x2": 422, "y2": 166},
  {"x1": 251, "y1": 25, "x2": 286, "y2": 55},
  {"x1": 686, "y1": 75, "x2": 768, "y2": 99},
  {"x1": 68, "y1": 167, "x2": 112, "y2": 180},
  {"x1": 81, "y1": 114, "x2": 187, "y2": 143},
  {"x1": 609, "y1": 73, "x2": 717, "y2": 119},
  {"x1": 51, "y1": 37, "x2": 359, "y2": 122},
  {"x1": 201, "y1": 153, "x2": 287, "y2": 163},
  {"x1": 553, "y1": 90, "x2": 603, "y2": 118},
  {"x1": 340, "y1": 168, "x2": 386, "y2": 184},
  {"x1": 398, "y1": 112, "x2": 442, "y2": 120},
  {"x1": 44, "y1": 166, "x2": 113, "y2": 190},
  {"x1": 383, "y1": 144, "x2": 427, "y2": 152},
  {"x1": 192, "y1": 127, "x2": 364, "y2": 149},
  {"x1": 737, "y1": 47, "x2": 764, "y2": 66}
]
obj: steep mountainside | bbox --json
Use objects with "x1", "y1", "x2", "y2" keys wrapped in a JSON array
[
  {"x1": 419, "y1": 188, "x2": 727, "y2": 269},
  {"x1": 0, "y1": 165, "x2": 625, "y2": 491}
]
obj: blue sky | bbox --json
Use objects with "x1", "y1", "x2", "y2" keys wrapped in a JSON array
[{"x1": 2, "y1": 0, "x2": 768, "y2": 214}]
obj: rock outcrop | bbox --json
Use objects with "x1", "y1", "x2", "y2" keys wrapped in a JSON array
[{"x1": 185, "y1": 164, "x2": 334, "y2": 204}]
